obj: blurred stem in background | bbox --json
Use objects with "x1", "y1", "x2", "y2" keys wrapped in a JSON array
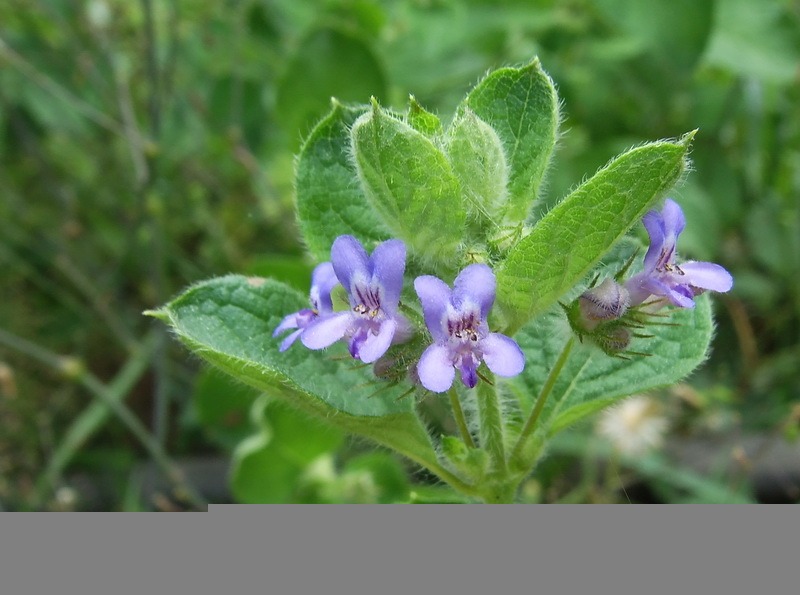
[{"x1": 0, "y1": 328, "x2": 206, "y2": 508}]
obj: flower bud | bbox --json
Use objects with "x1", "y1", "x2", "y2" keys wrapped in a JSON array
[
  {"x1": 596, "y1": 326, "x2": 632, "y2": 355},
  {"x1": 579, "y1": 278, "x2": 630, "y2": 322}
]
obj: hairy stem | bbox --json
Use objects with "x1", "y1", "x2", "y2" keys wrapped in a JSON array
[
  {"x1": 476, "y1": 378, "x2": 507, "y2": 475},
  {"x1": 511, "y1": 336, "x2": 575, "y2": 465},
  {"x1": 448, "y1": 386, "x2": 475, "y2": 448}
]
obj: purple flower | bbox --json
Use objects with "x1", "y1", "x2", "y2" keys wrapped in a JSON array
[
  {"x1": 273, "y1": 262, "x2": 339, "y2": 352},
  {"x1": 300, "y1": 235, "x2": 412, "y2": 363},
  {"x1": 414, "y1": 264, "x2": 525, "y2": 393},
  {"x1": 625, "y1": 199, "x2": 733, "y2": 308}
]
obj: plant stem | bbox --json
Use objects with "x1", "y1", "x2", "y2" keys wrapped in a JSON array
[
  {"x1": 139, "y1": 0, "x2": 171, "y2": 449},
  {"x1": 476, "y1": 378, "x2": 506, "y2": 474},
  {"x1": 36, "y1": 332, "x2": 159, "y2": 501},
  {"x1": 511, "y1": 336, "x2": 575, "y2": 464},
  {"x1": 0, "y1": 328, "x2": 207, "y2": 508},
  {"x1": 448, "y1": 387, "x2": 475, "y2": 448}
]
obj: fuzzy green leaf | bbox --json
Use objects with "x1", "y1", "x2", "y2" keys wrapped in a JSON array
[
  {"x1": 151, "y1": 275, "x2": 439, "y2": 466},
  {"x1": 445, "y1": 108, "x2": 509, "y2": 229},
  {"x1": 350, "y1": 100, "x2": 466, "y2": 266},
  {"x1": 295, "y1": 101, "x2": 390, "y2": 262},
  {"x1": 496, "y1": 134, "x2": 694, "y2": 333},
  {"x1": 462, "y1": 58, "x2": 559, "y2": 223},
  {"x1": 407, "y1": 95, "x2": 443, "y2": 136}
]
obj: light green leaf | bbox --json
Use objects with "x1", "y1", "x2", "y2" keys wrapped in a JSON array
[
  {"x1": 230, "y1": 397, "x2": 343, "y2": 503},
  {"x1": 445, "y1": 109, "x2": 508, "y2": 229},
  {"x1": 496, "y1": 133, "x2": 693, "y2": 333},
  {"x1": 702, "y1": 0, "x2": 800, "y2": 84},
  {"x1": 407, "y1": 95, "x2": 443, "y2": 136},
  {"x1": 462, "y1": 58, "x2": 559, "y2": 223},
  {"x1": 150, "y1": 276, "x2": 439, "y2": 468},
  {"x1": 350, "y1": 100, "x2": 466, "y2": 267},
  {"x1": 295, "y1": 101, "x2": 391, "y2": 262},
  {"x1": 594, "y1": 0, "x2": 714, "y2": 73}
]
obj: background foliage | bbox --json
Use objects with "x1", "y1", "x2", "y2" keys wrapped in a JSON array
[{"x1": 1, "y1": 0, "x2": 799, "y2": 508}]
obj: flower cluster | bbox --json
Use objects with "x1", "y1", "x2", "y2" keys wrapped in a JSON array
[
  {"x1": 277, "y1": 199, "x2": 731, "y2": 390},
  {"x1": 625, "y1": 198, "x2": 733, "y2": 308},
  {"x1": 566, "y1": 198, "x2": 733, "y2": 355},
  {"x1": 274, "y1": 235, "x2": 524, "y2": 393}
]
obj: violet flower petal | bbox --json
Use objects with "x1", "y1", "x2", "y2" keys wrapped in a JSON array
[
  {"x1": 680, "y1": 261, "x2": 734, "y2": 293},
  {"x1": 642, "y1": 210, "x2": 665, "y2": 273},
  {"x1": 459, "y1": 354, "x2": 479, "y2": 389},
  {"x1": 300, "y1": 312, "x2": 352, "y2": 349},
  {"x1": 357, "y1": 318, "x2": 397, "y2": 363},
  {"x1": 310, "y1": 262, "x2": 338, "y2": 313},
  {"x1": 452, "y1": 264, "x2": 496, "y2": 319},
  {"x1": 481, "y1": 333, "x2": 525, "y2": 377},
  {"x1": 414, "y1": 275, "x2": 452, "y2": 343},
  {"x1": 669, "y1": 284, "x2": 696, "y2": 308},
  {"x1": 279, "y1": 328, "x2": 304, "y2": 352},
  {"x1": 272, "y1": 312, "x2": 300, "y2": 337},
  {"x1": 662, "y1": 198, "x2": 686, "y2": 239},
  {"x1": 331, "y1": 235, "x2": 370, "y2": 294},
  {"x1": 371, "y1": 239, "x2": 406, "y2": 313},
  {"x1": 417, "y1": 344, "x2": 456, "y2": 393}
]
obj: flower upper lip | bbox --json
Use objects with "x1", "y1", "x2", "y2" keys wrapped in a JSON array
[{"x1": 626, "y1": 199, "x2": 733, "y2": 308}]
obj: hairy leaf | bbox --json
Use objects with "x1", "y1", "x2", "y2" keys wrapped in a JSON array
[
  {"x1": 496, "y1": 133, "x2": 694, "y2": 333},
  {"x1": 462, "y1": 58, "x2": 559, "y2": 223},
  {"x1": 295, "y1": 101, "x2": 390, "y2": 262},
  {"x1": 149, "y1": 276, "x2": 438, "y2": 466},
  {"x1": 350, "y1": 100, "x2": 466, "y2": 267}
]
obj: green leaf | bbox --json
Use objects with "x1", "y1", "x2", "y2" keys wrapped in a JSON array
[
  {"x1": 702, "y1": 0, "x2": 800, "y2": 84},
  {"x1": 513, "y1": 240, "x2": 714, "y2": 439},
  {"x1": 295, "y1": 101, "x2": 391, "y2": 262},
  {"x1": 441, "y1": 435, "x2": 489, "y2": 482},
  {"x1": 342, "y1": 452, "x2": 410, "y2": 504},
  {"x1": 462, "y1": 58, "x2": 559, "y2": 223},
  {"x1": 407, "y1": 95, "x2": 443, "y2": 136},
  {"x1": 230, "y1": 397, "x2": 343, "y2": 503},
  {"x1": 496, "y1": 134, "x2": 693, "y2": 333},
  {"x1": 152, "y1": 275, "x2": 439, "y2": 469},
  {"x1": 231, "y1": 432, "x2": 298, "y2": 503},
  {"x1": 445, "y1": 109, "x2": 509, "y2": 229},
  {"x1": 350, "y1": 100, "x2": 466, "y2": 267}
]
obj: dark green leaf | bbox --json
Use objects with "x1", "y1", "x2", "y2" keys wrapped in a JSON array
[{"x1": 276, "y1": 27, "x2": 387, "y2": 149}]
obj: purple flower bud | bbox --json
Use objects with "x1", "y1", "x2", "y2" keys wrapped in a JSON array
[
  {"x1": 579, "y1": 278, "x2": 630, "y2": 329},
  {"x1": 414, "y1": 264, "x2": 525, "y2": 393},
  {"x1": 625, "y1": 199, "x2": 733, "y2": 308}
]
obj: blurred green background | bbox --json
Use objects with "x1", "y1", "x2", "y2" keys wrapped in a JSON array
[{"x1": 1, "y1": 0, "x2": 798, "y2": 508}]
